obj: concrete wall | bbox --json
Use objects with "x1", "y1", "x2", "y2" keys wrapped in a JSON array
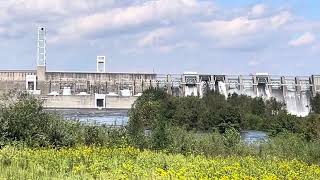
[
  {"x1": 44, "y1": 72, "x2": 157, "y2": 95},
  {"x1": 45, "y1": 72, "x2": 156, "y2": 82},
  {"x1": 106, "y1": 96, "x2": 137, "y2": 109},
  {"x1": 0, "y1": 71, "x2": 36, "y2": 81},
  {"x1": 43, "y1": 95, "x2": 137, "y2": 109}
]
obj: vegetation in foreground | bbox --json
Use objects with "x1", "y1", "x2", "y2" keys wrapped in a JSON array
[
  {"x1": 1, "y1": 89, "x2": 320, "y2": 178},
  {"x1": 129, "y1": 88, "x2": 320, "y2": 139},
  {"x1": 1, "y1": 146, "x2": 320, "y2": 179}
]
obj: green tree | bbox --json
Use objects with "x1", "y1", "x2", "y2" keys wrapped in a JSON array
[
  {"x1": 265, "y1": 97, "x2": 285, "y2": 116},
  {"x1": 128, "y1": 88, "x2": 166, "y2": 148},
  {"x1": 0, "y1": 91, "x2": 80, "y2": 147},
  {"x1": 311, "y1": 93, "x2": 320, "y2": 114},
  {"x1": 223, "y1": 127, "x2": 241, "y2": 148},
  {"x1": 151, "y1": 118, "x2": 170, "y2": 150},
  {"x1": 251, "y1": 97, "x2": 266, "y2": 116},
  {"x1": 300, "y1": 114, "x2": 320, "y2": 140},
  {"x1": 217, "y1": 106, "x2": 242, "y2": 132},
  {"x1": 172, "y1": 96, "x2": 206, "y2": 130}
]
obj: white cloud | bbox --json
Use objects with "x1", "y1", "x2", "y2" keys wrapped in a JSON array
[
  {"x1": 289, "y1": 32, "x2": 316, "y2": 47},
  {"x1": 5, "y1": 0, "x2": 116, "y2": 18},
  {"x1": 270, "y1": 11, "x2": 292, "y2": 27},
  {"x1": 50, "y1": 0, "x2": 207, "y2": 43},
  {"x1": 250, "y1": 4, "x2": 266, "y2": 17},
  {"x1": 134, "y1": 27, "x2": 197, "y2": 54},
  {"x1": 0, "y1": 0, "x2": 117, "y2": 39},
  {"x1": 157, "y1": 41, "x2": 197, "y2": 53},
  {"x1": 138, "y1": 27, "x2": 176, "y2": 47},
  {"x1": 198, "y1": 11, "x2": 292, "y2": 48},
  {"x1": 130, "y1": 41, "x2": 197, "y2": 54},
  {"x1": 199, "y1": 16, "x2": 266, "y2": 38}
]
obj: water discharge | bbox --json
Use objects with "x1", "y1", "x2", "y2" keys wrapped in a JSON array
[
  {"x1": 265, "y1": 86, "x2": 272, "y2": 99},
  {"x1": 218, "y1": 81, "x2": 228, "y2": 98},
  {"x1": 215, "y1": 82, "x2": 310, "y2": 117},
  {"x1": 286, "y1": 91, "x2": 299, "y2": 116}
]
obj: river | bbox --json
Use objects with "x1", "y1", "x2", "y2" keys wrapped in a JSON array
[
  {"x1": 49, "y1": 109, "x2": 268, "y2": 142},
  {"x1": 48, "y1": 109, "x2": 129, "y2": 126}
]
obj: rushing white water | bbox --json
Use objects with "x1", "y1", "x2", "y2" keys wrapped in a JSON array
[
  {"x1": 185, "y1": 85, "x2": 198, "y2": 96},
  {"x1": 243, "y1": 88, "x2": 255, "y2": 97},
  {"x1": 218, "y1": 81, "x2": 228, "y2": 98},
  {"x1": 284, "y1": 91, "x2": 309, "y2": 117},
  {"x1": 257, "y1": 85, "x2": 266, "y2": 99},
  {"x1": 298, "y1": 92, "x2": 309, "y2": 117},
  {"x1": 218, "y1": 82, "x2": 310, "y2": 117},
  {"x1": 286, "y1": 91, "x2": 298, "y2": 116},
  {"x1": 265, "y1": 86, "x2": 271, "y2": 99},
  {"x1": 271, "y1": 89, "x2": 284, "y2": 101},
  {"x1": 199, "y1": 81, "x2": 205, "y2": 98}
]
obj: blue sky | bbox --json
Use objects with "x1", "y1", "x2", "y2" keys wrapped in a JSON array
[{"x1": 0, "y1": 0, "x2": 319, "y2": 75}]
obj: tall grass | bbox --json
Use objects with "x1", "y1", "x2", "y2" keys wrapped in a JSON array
[{"x1": 0, "y1": 146, "x2": 320, "y2": 179}]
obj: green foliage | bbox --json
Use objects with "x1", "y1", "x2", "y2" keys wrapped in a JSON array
[
  {"x1": 151, "y1": 120, "x2": 170, "y2": 150},
  {"x1": 242, "y1": 114, "x2": 264, "y2": 130},
  {"x1": 0, "y1": 90, "x2": 128, "y2": 148},
  {"x1": 0, "y1": 91, "x2": 76, "y2": 147},
  {"x1": 84, "y1": 125, "x2": 106, "y2": 146},
  {"x1": 171, "y1": 96, "x2": 205, "y2": 130},
  {"x1": 4, "y1": 88, "x2": 320, "y2": 167},
  {"x1": 2, "y1": 146, "x2": 320, "y2": 179},
  {"x1": 127, "y1": 88, "x2": 166, "y2": 148},
  {"x1": 299, "y1": 114, "x2": 320, "y2": 140},
  {"x1": 311, "y1": 93, "x2": 320, "y2": 113},
  {"x1": 129, "y1": 88, "x2": 290, "y2": 135},
  {"x1": 223, "y1": 128, "x2": 241, "y2": 148},
  {"x1": 217, "y1": 106, "x2": 242, "y2": 132},
  {"x1": 251, "y1": 97, "x2": 266, "y2": 115}
]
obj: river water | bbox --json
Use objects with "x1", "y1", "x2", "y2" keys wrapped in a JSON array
[
  {"x1": 49, "y1": 110, "x2": 268, "y2": 143},
  {"x1": 49, "y1": 109, "x2": 129, "y2": 126},
  {"x1": 241, "y1": 130, "x2": 268, "y2": 144}
]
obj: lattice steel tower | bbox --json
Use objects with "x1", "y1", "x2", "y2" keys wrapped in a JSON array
[{"x1": 37, "y1": 27, "x2": 46, "y2": 66}]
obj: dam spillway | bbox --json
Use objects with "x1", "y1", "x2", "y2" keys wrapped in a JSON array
[{"x1": 160, "y1": 73, "x2": 315, "y2": 117}]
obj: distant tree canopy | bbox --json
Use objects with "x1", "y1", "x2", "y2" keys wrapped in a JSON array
[
  {"x1": 128, "y1": 88, "x2": 320, "y2": 146},
  {"x1": 129, "y1": 88, "x2": 287, "y2": 134}
]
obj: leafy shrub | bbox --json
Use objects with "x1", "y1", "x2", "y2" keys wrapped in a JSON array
[{"x1": 0, "y1": 91, "x2": 127, "y2": 148}]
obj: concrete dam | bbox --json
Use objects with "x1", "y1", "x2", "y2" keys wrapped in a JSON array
[{"x1": 1, "y1": 27, "x2": 320, "y2": 117}]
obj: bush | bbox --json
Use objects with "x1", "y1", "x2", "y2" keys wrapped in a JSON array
[
  {"x1": 242, "y1": 114, "x2": 264, "y2": 130},
  {"x1": 84, "y1": 125, "x2": 106, "y2": 146},
  {"x1": 0, "y1": 91, "x2": 126, "y2": 148},
  {"x1": 0, "y1": 91, "x2": 69, "y2": 147}
]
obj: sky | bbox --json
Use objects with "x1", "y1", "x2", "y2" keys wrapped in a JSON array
[{"x1": 0, "y1": 0, "x2": 319, "y2": 75}]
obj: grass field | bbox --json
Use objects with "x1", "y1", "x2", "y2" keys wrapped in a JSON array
[{"x1": 0, "y1": 146, "x2": 319, "y2": 179}]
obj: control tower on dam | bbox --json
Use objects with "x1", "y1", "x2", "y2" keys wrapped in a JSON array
[{"x1": 0, "y1": 27, "x2": 320, "y2": 115}]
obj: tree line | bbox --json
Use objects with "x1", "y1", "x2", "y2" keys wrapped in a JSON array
[{"x1": 128, "y1": 88, "x2": 320, "y2": 146}]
